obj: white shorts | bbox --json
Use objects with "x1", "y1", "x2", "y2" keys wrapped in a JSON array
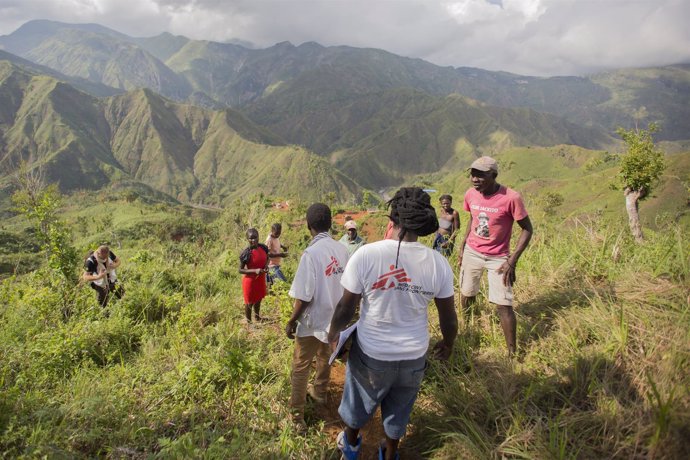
[{"x1": 460, "y1": 246, "x2": 514, "y2": 306}]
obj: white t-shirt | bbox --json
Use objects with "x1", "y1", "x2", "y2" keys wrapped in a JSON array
[
  {"x1": 289, "y1": 233, "x2": 349, "y2": 343},
  {"x1": 340, "y1": 239, "x2": 454, "y2": 361}
]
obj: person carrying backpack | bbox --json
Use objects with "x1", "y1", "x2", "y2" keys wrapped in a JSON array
[{"x1": 83, "y1": 245, "x2": 124, "y2": 307}]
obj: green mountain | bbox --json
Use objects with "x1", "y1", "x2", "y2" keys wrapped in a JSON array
[
  {"x1": 0, "y1": 62, "x2": 116, "y2": 190},
  {"x1": 0, "y1": 49, "x2": 121, "y2": 97},
  {"x1": 0, "y1": 62, "x2": 361, "y2": 204},
  {"x1": 0, "y1": 21, "x2": 191, "y2": 101},
  {"x1": 132, "y1": 32, "x2": 190, "y2": 62},
  {"x1": 247, "y1": 87, "x2": 612, "y2": 188},
  {"x1": 2, "y1": 20, "x2": 689, "y2": 200},
  {"x1": 588, "y1": 65, "x2": 690, "y2": 141},
  {"x1": 3, "y1": 20, "x2": 690, "y2": 142}
]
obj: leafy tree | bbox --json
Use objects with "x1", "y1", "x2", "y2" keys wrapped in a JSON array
[
  {"x1": 11, "y1": 164, "x2": 78, "y2": 282},
  {"x1": 616, "y1": 123, "x2": 665, "y2": 243}
]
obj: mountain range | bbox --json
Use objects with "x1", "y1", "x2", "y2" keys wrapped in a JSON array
[
  {"x1": 0, "y1": 62, "x2": 359, "y2": 203},
  {"x1": 1, "y1": 20, "x2": 689, "y2": 204}
]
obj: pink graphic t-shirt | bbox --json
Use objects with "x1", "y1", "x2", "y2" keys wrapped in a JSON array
[{"x1": 463, "y1": 186, "x2": 528, "y2": 256}]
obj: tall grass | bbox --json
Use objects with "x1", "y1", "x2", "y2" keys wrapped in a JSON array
[
  {"x1": 414, "y1": 218, "x2": 689, "y2": 459},
  {"x1": 1, "y1": 197, "x2": 688, "y2": 458}
]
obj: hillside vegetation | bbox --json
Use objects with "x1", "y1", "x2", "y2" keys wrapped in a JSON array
[
  {"x1": 428, "y1": 145, "x2": 690, "y2": 230},
  {"x1": 1, "y1": 20, "x2": 689, "y2": 457},
  {"x1": 0, "y1": 186, "x2": 688, "y2": 458},
  {"x1": 0, "y1": 63, "x2": 362, "y2": 204}
]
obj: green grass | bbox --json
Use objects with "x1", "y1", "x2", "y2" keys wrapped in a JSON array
[{"x1": 0, "y1": 191, "x2": 688, "y2": 458}]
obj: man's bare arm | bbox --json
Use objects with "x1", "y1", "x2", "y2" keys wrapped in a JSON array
[
  {"x1": 432, "y1": 296, "x2": 458, "y2": 360},
  {"x1": 327, "y1": 289, "x2": 361, "y2": 345}
]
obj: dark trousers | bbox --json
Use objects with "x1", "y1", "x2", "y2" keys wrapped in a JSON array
[{"x1": 91, "y1": 282, "x2": 124, "y2": 307}]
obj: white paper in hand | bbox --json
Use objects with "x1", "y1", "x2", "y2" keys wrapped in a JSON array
[{"x1": 328, "y1": 322, "x2": 358, "y2": 365}]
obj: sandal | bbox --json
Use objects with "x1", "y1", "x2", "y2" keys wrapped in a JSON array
[{"x1": 336, "y1": 430, "x2": 361, "y2": 460}]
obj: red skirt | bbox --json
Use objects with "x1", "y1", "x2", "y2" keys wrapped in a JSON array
[{"x1": 242, "y1": 273, "x2": 266, "y2": 304}]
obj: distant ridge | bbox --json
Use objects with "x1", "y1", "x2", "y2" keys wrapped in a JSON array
[
  {"x1": 2, "y1": 20, "x2": 689, "y2": 141},
  {"x1": 1, "y1": 20, "x2": 689, "y2": 199},
  {"x1": 0, "y1": 62, "x2": 362, "y2": 204}
]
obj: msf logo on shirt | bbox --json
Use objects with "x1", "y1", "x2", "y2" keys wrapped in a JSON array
[
  {"x1": 324, "y1": 256, "x2": 344, "y2": 277},
  {"x1": 372, "y1": 265, "x2": 412, "y2": 291}
]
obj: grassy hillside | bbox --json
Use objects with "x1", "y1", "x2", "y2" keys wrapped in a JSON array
[
  {"x1": 429, "y1": 145, "x2": 690, "y2": 230},
  {"x1": 247, "y1": 88, "x2": 612, "y2": 189},
  {"x1": 0, "y1": 65, "x2": 118, "y2": 190},
  {"x1": 590, "y1": 65, "x2": 690, "y2": 141},
  {"x1": 0, "y1": 189, "x2": 687, "y2": 458},
  {"x1": 0, "y1": 50, "x2": 122, "y2": 97}
]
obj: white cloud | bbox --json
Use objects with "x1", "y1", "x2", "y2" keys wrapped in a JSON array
[{"x1": 0, "y1": 0, "x2": 689, "y2": 76}]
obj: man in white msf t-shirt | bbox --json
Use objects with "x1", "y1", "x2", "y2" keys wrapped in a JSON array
[
  {"x1": 328, "y1": 187, "x2": 458, "y2": 460},
  {"x1": 285, "y1": 203, "x2": 349, "y2": 429}
]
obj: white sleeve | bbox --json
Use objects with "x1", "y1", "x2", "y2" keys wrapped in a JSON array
[
  {"x1": 289, "y1": 252, "x2": 315, "y2": 302},
  {"x1": 340, "y1": 250, "x2": 364, "y2": 295},
  {"x1": 436, "y1": 257, "x2": 455, "y2": 299}
]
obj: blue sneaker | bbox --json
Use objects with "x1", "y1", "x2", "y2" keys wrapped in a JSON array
[{"x1": 336, "y1": 430, "x2": 361, "y2": 460}]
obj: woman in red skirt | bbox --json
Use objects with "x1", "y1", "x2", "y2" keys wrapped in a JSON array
[{"x1": 239, "y1": 228, "x2": 269, "y2": 322}]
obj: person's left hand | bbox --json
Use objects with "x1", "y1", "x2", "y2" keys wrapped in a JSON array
[{"x1": 496, "y1": 261, "x2": 516, "y2": 287}]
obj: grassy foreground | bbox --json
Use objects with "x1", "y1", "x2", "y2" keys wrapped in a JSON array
[{"x1": 0, "y1": 194, "x2": 688, "y2": 459}]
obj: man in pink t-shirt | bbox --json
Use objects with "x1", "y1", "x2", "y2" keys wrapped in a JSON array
[{"x1": 458, "y1": 156, "x2": 533, "y2": 355}]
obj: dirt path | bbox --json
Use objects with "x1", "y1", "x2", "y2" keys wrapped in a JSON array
[{"x1": 333, "y1": 210, "x2": 390, "y2": 242}]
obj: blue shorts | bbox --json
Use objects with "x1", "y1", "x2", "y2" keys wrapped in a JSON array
[
  {"x1": 432, "y1": 232, "x2": 454, "y2": 257},
  {"x1": 268, "y1": 266, "x2": 287, "y2": 284},
  {"x1": 338, "y1": 337, "x2": 427, "y2": 440}
]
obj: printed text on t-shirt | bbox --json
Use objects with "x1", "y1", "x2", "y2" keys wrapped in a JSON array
[{"x1": 470, "y1": 204, "x2": 499, "y2": 213}]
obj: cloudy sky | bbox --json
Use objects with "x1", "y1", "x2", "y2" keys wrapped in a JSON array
[{"x1": 1, "y1": 0, "x2": 689, "y2": 76}]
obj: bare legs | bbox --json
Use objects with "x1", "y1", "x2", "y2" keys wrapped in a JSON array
[
  {"x1": 461, "y1": 295, "x2": 516, "y2": 355},
  {"x1": 496, "y1": 304, "x2": 516, "y2": 355},
  {"x1": 244, "y1": 301, "x2": 263, "y2": 322}
]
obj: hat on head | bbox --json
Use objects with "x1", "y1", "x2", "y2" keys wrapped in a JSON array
[
  {"x1": 469, "y1": 156, "x2": 498, "y2": 173},
  {"x1": 344, "y1": 220, "x2": 357, "y2": 230}
]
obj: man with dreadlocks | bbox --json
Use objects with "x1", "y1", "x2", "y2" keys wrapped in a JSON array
[{"x1": 328, "y1": 187, "x2": 458, "y2": 460}]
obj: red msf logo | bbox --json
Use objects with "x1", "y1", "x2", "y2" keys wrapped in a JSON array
[
  {"x1": 372, "y1": 265, "x2": 411, "y2": 290},
  {"x1": 324, "y1": 256, "x2": 343, "y2": 277}
]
